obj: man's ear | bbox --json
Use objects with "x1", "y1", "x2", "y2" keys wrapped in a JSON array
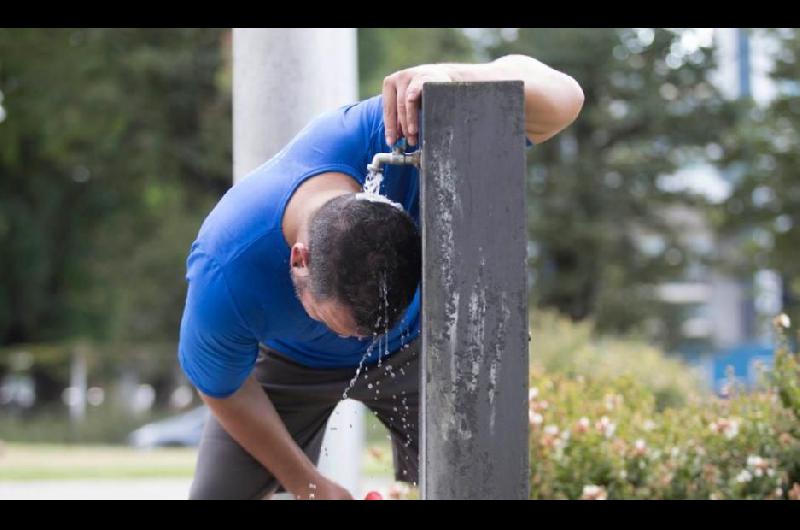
[{"x1": 290, "y1": 243, "x2": 311, "y2": 277}]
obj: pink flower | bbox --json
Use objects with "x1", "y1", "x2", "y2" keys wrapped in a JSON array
[
  {"x1": 709, "y1": 417, "x2": 740, "y2": 439},
  {"x1": 387, "y1": 482, "x2": 410, "y2": 500},
  {"x1": 595, "y1": 416, "x2": 616, "y2": 438},
  {"x1": 774, "y1": 313, "x2": 791, "y2": 329},
  {"x1": 788, "y1": 483, "x2": 800, "y2": 501},
  {"x1": 574, "y1": 417, "x2": 590, "y2": 434},
  {"x1": 581, "y1": 485, "x2": 608, "y2": 500},
  {"x1": 530, "y1": 399, "x2": 549, "y2": 413}
]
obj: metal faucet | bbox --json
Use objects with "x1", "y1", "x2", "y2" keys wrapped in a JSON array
[{"x1": 367, "y1": 139, "x2": 421, "y2": 174}]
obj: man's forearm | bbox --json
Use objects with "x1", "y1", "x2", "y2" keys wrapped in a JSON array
[
  {"x1": 443, "y1": 55, "x2": 584, "y2": 144},
  {"x1": 383, "y1": 54, "x2": 584, "y2": 147},
  {"x1": 199, "y1": 373, "x2": 317, "y2": 497}
]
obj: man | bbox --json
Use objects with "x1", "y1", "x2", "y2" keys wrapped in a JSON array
[{"x1": 179, "y1": 53, "x2": 584, "y2": 500}]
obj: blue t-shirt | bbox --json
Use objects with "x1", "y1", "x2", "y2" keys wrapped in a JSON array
[{"x1": 178, "y1": 95, "x2": 421, "y2": 398}]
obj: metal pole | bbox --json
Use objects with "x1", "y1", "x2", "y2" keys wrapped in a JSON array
[
  {"x1": 420, "y1": 81, "x2": 529, "y2": 499},
  {"x1": 232, "y1": 27, "x2": 365, "y2": 496}
]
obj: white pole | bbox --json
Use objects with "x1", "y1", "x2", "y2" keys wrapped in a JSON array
[
  {"x1": 233, "y1": 28, "x2": 359, "y2": 182},
  {"x1": 68, "y1": 347, "x2": 87, "y2": 423},
  {"x1": 232, "y1": 28, "x2": 365, "y2": 496}
]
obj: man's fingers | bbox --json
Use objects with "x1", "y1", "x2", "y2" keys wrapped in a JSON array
[
  {"x1": 405, "y1": 77, "x2": 426, "y2": 147},
  {"x1": 395, "y1": 74, "x2": 412, "y2": 146},
  {"x1": 382, "y1": 75, "x2": 398, "y2": 147}
]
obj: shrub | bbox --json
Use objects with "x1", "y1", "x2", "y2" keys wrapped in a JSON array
[
  {"x1": 528, "y1": 314, "x2": 800, "y2": 500},
  {"x1": 530, "y1": 311, "x2": 705, "y2": 410}
]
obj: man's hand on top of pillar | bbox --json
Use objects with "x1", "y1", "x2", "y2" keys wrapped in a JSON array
[{"x1": 382, "y1": 55, "x2": 584, "y2": 148}]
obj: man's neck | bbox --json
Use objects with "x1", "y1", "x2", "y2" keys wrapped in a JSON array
[{"x1": 282, "y1": 172, "x2": 361, "y2": 247}]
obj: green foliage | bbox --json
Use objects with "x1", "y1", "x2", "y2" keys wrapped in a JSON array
[
  {"x1": 0, "y1": 29, "x2": 231, "y2": 344},
  {"x1": 773, "y1": 319, "x2": 800, "y2": 422},
  {"x1": 479, "y1": 29, "x2": 738, "y2": 344},
  {"x1": 715, "y1": 29, "x2": 800, "y2": 330},
  {"x1": 357, "y1": 29, "x2": 475, "y2": 98},
  {"x1": 531, "y1": 311, "x2": 705, "y2": 409},
  {"x1": 528, "y1": 314, "x2": 800, "y2": 500}
]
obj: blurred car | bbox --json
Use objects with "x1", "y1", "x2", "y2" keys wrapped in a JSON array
[{"x1": 128, "y1": 405, "x2": 210, "y2": 448}]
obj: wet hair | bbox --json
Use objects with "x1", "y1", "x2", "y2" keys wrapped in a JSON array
[{"x1": 307, "y1": 194, "x2": 421, "y2": 335}]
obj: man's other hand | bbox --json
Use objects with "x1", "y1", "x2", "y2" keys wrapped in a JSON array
[{"x1": 295, "y1": 473, "x2": 355, "y2": 500}]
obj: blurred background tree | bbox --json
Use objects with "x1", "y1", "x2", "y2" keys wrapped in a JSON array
[
  {"x1": 0, "y1": 29, "x2": 231, "y2": 345},
  {"x1": 715, "y1": 28, "x2": 800, "y2": 334},
  {"x1": 474, "y1": 29, "x2": 739, "y2": 345},
  {"x1": 1, "y1": 29, "x2": 795, "y2": 428},
  {"x1": 357, "y1": 28, "x2": 475, "y2": 97}
]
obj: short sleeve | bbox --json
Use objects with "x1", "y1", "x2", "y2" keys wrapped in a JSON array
[
  {"x1": 275, "y1": 95, "x2": 386, "y2": 185},
  {"x1": 178, "y1": 247, "x2": 258, "y2": 399}
]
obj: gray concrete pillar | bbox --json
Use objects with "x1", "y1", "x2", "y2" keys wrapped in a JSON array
[{"x1": 420, "y1": 81, "x2": 530, "y2": 499}]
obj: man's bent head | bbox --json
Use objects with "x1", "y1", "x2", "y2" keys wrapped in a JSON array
[{"x1": 290, "y1": 194, "x2": 421, "y2": 337}]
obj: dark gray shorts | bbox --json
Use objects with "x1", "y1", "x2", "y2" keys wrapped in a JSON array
[{"x1": 189, "y1": 338, "x2": 420, "y2": 500}]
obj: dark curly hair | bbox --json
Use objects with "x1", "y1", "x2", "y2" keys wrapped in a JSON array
[{"x1": 307, "y1": 193, "x2": 421, "y2": 336}]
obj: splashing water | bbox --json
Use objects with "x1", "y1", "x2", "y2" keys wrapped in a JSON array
[
  {"x1": 341, "y1": 273, "x2": 393, "y2": 400},
  {"x1": 363, "y1": 168, "x2": 383, "y2": 195},
  {"x1": 342, "y1": 339, "x2": 376, "y2": 400},
  {"x1": 356, "y1": 169, "x2": 403, "y2": 209}
]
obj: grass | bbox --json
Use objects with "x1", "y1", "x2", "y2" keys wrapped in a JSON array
[
  {"x1": 0, "y1": 443, "x2": 198, "y2": 481},
  {"x1": 0, "y1": 406, "x2": 397, "y2": 482},
  {"x1": 0, "y1": 439, "x2": 395, "y2": 482}
]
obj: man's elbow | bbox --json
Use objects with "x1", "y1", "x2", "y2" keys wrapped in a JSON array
[
  {"x1": 565, "y1": 76, "x2": 585, "y2": 127},
  {"x1": 559, "y1": 75, "x2": 584, "y2": 130},
  {"x1": 530, "y1": 76, "x2": 584, "y2": 143}
]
